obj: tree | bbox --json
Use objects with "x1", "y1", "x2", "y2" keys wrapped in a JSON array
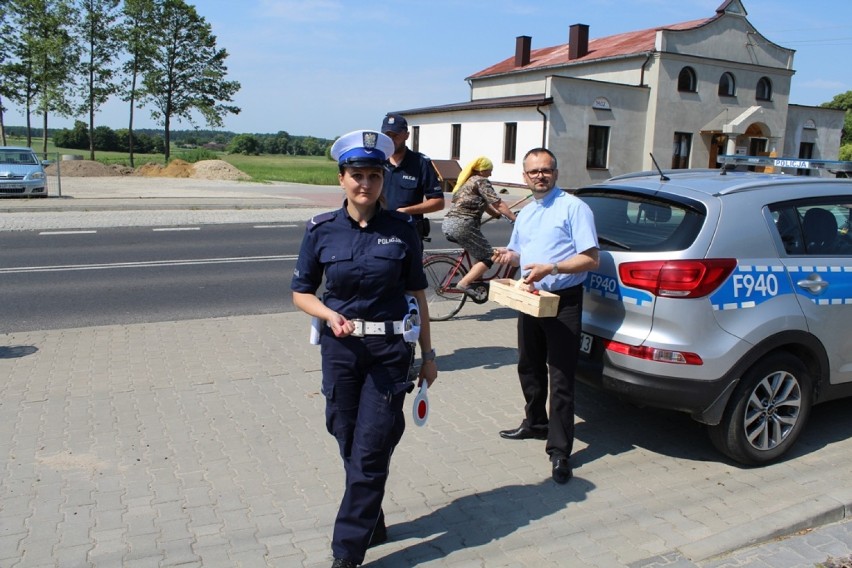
[
  {"x1": 141, "y1": 0, "x2": 240, "y2": 163},
  {"x1": 227, "y1": 133, "x2": 259, "y2": 155},
  {"x1": 114, "y1": 127, "x2": 158, "y2": 153},
  {"x1": 821, "y1": 91, "x2": 852, "y2": 146},
  {"x1": 53, "y1": 119, "x2": 89, "y2": 148},
  {"x1": 119, "y1": 0, "x2": 156, "y2": 166},
  {"x1": 8, "y1": 0, "x2": 79, "y2": 152},
  {"x1": 92, "y1": 124, "x2": 118, "y2": 150},
  {"x1": 262, "y1": 131, "x2": 291, "y2": 155},
  {"x1": 301, "y1": 136, "x2": 323, "y2": 156},
  {"x1": 1, "y1": 1, "x2": 38, "y2": 146},
  {"x1": 0, "y1": 0, "x2": 15, "y2": 145},
  {"x1": 75, "y1": 0, "x2": 122, "y2": 160}
]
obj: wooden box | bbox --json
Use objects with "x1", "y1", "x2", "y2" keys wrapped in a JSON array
[
  {"x1": 431, "y1": 159, "x2": 462, "y2": 193},
  {"x1": 488, "y1": 278, "x2": 559, "y2": 317}
]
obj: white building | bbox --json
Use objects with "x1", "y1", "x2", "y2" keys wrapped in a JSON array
[{"x1": 398, "y1": 0, "x2": 845, "y2": 187}]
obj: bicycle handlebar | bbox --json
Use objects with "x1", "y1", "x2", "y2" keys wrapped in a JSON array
[
  {"x1": 481, "y1": 193, "x2": 532, "y2": 225},
  {"x1": 506, "y1": 193, "x2": 533, "y2": 210}
]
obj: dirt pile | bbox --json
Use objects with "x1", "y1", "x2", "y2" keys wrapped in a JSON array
[
  {"x1": 46, "y1": 158, "x2": 250, "y2": 181},
  {"x1": 135, "y1": 159, "x2": 194, "y2": 178},
  {"x1": 134, "y1": 159, "x2": 250, "y2": 181},
  {"x1": 46, "y1": 160, "x2": 134, "y2": 177},
  {"x1": 192, "y1": 160, "x2": 251, "y2": 181}
]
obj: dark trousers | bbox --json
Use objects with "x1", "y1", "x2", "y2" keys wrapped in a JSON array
[
  {"x1": 516, "y1": 285, "x2": 583, "y2": 460},
  {"x1": 320, "y1": 333, "x2": 413, "y2": 564}
]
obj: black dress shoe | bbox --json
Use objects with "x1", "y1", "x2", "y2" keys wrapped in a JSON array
[
  {"x1": 331, "y1": 559, "x2": 357, "y2": 568},
  {"x1": 499, "y1": 425, "x2": 548, "y2": 440},
  {"x1": 552, "y1": 457, "x2": 572, "y2": 484}
]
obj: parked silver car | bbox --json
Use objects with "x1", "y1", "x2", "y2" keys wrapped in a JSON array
[
  {"x1": 575, "y1": 158, "x2": 852, "y2": 465},
  {"x1": 0, "y1": 146, "x2": 48, "y2": 197}
]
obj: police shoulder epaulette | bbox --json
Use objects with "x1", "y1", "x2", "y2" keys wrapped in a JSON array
[{"x1": 307, "y1": 211, "x2": 336, "y2": 230}]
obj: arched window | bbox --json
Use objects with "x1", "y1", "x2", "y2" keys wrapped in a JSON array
[
  {"x1": 718, "y1": 72, "x2": 736, "y2": 97},
  {"x1": 756, "y1": 77, "x2": 772, "y2": 101},
  {"x1": 677, "y1": 67, "x2": 697, "y2": 92}
]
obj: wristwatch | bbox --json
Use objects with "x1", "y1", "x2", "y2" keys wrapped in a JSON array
[
  {"x1": 422, "y1": 348, "x2": 437, "y2": 363},
  {"x1": 551, "y1": 263, "x2": 559, "y2": 276}
]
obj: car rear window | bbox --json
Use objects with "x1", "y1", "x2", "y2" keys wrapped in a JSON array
[{"x1": 578, "y1": 192, "x2": 705, "y2": 252}]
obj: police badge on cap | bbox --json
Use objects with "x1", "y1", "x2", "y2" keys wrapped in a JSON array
[
  {"x1": 331, "y1": 129, "x2": 395, "y2": 167},
  {"x1": 381, "y1": 113, "x2": 408, "y2": 134},
  {"x1": 363, "y1": 131, "x2": 378, "y2": 150}
]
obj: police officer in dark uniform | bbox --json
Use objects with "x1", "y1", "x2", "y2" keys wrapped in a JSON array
[
  {"x1": 381, "y1": 113, "x2": 445, "y2": 240},
  {"x1": 291, "y1": 129, "x2": 438, "y2": 568}
]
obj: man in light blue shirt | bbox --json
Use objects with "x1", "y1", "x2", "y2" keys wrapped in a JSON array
[{"x1": 493, "y1": 147, "x2": 599, "y2": 484}]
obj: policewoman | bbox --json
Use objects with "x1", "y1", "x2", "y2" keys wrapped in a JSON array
[{"x1": 291, "y1": 130, "x2": 438, "y2": 568}]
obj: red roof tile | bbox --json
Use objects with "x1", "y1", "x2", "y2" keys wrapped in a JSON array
[{"x1": 468, "y1": 17, "x2": 715, "y2": 80}]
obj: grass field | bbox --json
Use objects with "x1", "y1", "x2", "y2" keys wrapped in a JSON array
[
  {"x1": 221, "y1": 153, "x2": 338, "y2": 185},
  {"x1": 3, "y1": 134, "x2": 339, "y2": 185}
]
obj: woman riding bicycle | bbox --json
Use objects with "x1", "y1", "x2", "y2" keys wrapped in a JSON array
[{"x1": 441, "y1": 156, "x2": 517, "y2": 298}]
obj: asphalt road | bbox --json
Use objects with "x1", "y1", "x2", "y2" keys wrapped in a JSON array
[
  {"x1": 0, "y1": 218, "x2": 514, "y2": 333},
  {"x1": 0, "y1": 223, "x2": 297, "y2": 332}
]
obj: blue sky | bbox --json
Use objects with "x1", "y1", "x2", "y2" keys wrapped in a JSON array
[{"x1": 5, "y1": 0, "x2": 851, "y2": 139}]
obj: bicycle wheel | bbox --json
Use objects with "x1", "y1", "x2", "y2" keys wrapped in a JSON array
[{"x1": 422, "y1": 256, "x2": 467, "y2": 321}]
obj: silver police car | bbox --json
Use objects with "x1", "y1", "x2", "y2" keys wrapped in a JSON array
[{"x1": 575, "y1": 156, "x2": 852, "y2": 465}]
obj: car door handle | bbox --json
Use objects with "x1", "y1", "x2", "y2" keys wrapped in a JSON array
[{"x1": 797, "y1": 274, "x2": 829, "y2": 294}]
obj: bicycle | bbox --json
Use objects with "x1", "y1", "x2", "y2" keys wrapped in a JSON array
[
  {"x1": 422, "y1": 246, "x2": 519, "y2": 321},
  {"x1": 422, "y1": 193, "x2": 531, "y2": 321}
]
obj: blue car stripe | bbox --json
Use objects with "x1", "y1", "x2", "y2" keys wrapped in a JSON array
[{"x1": 712, "y1": 263, "x2": 852, "y2": 310}]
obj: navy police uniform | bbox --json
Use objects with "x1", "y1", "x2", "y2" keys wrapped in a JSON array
[
  {"x1": 291, "y1": 129, "x2": 428, "y2": 566},
  {"x1": 381, "y1": 113, "x2": 443, "y2": 239}
]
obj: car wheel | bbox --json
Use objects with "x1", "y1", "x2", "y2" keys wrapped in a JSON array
[{"x1": 708, "y1": 352, "x2": 812, "y2": 466}]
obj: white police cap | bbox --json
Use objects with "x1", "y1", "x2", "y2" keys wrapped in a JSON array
[{"x1": 330, "y1": 130, "x2": 394, "y2": 167}]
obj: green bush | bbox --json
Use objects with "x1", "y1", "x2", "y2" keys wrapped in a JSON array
[
  {"x1": 227, "y1": 134, "x2": 260, "y2": 155},
  {"x1": 839, "y1": 144, "x2": 852, "y2": 162},
  {"x1": 53, "y1": 121, "x2": 89, "y2": 149}
]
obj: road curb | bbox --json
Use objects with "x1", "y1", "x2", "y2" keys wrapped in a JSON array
[{"x1": 680, "y1": 493, "x2": 852, "y2": 562}]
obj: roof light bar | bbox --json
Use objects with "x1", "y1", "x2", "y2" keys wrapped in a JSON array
[{"x1": 717, "y1": 154, "x2": 852, "y2": 173}]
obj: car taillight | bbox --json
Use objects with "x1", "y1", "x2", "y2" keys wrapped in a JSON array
[
  {"x1": 604, "y1": 339, "x2": 703, "y2": 365},
  {"x1": 618, "y1": 259, "x2": 737, "y2": 298}
]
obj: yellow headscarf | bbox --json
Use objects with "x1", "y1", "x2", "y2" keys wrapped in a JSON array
[{"x1": 452, "y1": 156, "x2": 493, "y2": 193}]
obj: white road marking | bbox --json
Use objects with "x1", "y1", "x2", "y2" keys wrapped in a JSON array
[
  {"x1": 0, "y1": 255, "x2": 300, "y2": 274},
  {"x1": 152, "y1": 227, "x2": 201, "y2": 231},
  {"x1": 34, "y1": 225, "x2": 298, "y2": 235}
]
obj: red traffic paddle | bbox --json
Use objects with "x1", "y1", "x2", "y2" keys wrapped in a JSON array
[{"x1": 412, "y1": 381, "x2": 429, "y2": 427}]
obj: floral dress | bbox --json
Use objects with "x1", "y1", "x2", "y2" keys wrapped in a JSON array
[{"x1": 441, "y1": 175, "x2": 503, "y2": 262}]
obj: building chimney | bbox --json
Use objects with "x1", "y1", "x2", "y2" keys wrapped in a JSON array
[
  {"x1": 515, "y1": 35, "x2": 531, "y2": 67},
  {"x1": 569, "y1": 24, "x2": 589, "y2": 60}
]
